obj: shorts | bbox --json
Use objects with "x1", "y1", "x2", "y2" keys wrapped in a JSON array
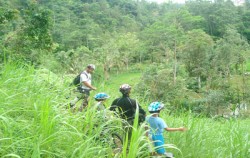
[{"x1": 151, "y1": 134, "x2": 165, "y2": 154}]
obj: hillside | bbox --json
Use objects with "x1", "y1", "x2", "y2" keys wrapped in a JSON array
[{"x1": 0, "y1": 0, "x2": 250, "y2": 157}]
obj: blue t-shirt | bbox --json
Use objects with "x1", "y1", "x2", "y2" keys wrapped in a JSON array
[{"x1": 146, "y1": 116, "x2": 168, "y2": 135}]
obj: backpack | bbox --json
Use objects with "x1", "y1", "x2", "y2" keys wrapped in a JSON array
[{"x1": 72, "y1": 71, "x2": 88, "y2": 86}]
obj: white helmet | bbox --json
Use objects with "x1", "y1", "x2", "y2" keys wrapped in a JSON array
[
  {"x1": 119, "y1": 84, "x2": 131, "y2": 95},
  {"x1": 87, "y1": 64, "x2": 96, "y2": 70}
]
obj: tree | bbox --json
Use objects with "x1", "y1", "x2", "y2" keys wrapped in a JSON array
[
  {"x1": 214, "y1": 28, "x2": 250, "y2": 104},
  {"x1": 135, "y1": 64, "x2": 187, "y2": 105},
  {"x1": 240, "y1": 2, "x2": 250, "y2": 41},
  {"x1": 141, "y1": 8, "x2": 203, "y2": 85},
  {"x1": 0, "y1": 8, "x2": 18, "y2": 24},
  {"x1": 2, "y1": 2, "x2": 53, "y2": 63},
  {"x1": 55, "y1": 46, "x2": 93, "y2": 73},
  {"x1": 22, "y1": 4, "x2": 53, "y2": 50},
  {"x1": 186, "y1": 0, "x2": 242, "y2": 37},
  {"x1": 117, "y1": 32, "x2": 141, "y2": 70},
  {"x1": 0, "y1": 6, "x2": 19, "y2": 62},
  {"x1": 183, "y1": 29, "x2": 214, "y2": 89},
  {"x1": 214, "y1": 28, "x2": 249, "y2": 76},
  {"x1": 94, "y1": 34, "x2": 121, "y2": 80}
]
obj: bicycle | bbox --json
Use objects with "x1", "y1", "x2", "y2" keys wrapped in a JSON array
[
  {"x1": 110, "y1": 133, "x2": 123, "y2": 154},
  {"x1": 93, "y1": 123, "x2": 123, "y2": 155}
]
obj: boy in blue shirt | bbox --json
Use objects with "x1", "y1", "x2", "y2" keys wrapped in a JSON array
[{"x1": 146, "y1": 102, "x2": 187, "y2": 158}]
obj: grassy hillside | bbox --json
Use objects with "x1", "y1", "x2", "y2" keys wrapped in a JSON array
[{"x1": 0, "y1": 63, "x2": 249, "y2": 158}]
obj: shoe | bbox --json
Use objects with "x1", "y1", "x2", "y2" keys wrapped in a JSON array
[{"x1": 164, "y1": 152, "x2": 174, "y2": 158}]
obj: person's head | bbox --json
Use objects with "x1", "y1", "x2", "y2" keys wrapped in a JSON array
[
  {"x1": 119, "y1": 84, "x2": 131, "y2": 96},
  {"x1": 148, "y1": 102, "x2": 164, "y2": 114},
  {"x1": 94, "y1": 92, "x2": 110, "y2": 102},
  {"x1": 86, "y1": 64, "x2": 95, "y2": 74}
]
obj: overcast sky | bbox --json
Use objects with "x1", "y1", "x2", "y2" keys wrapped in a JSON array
[{"x1": 146, "y1": 0, "x2": 186, "y2": 4}]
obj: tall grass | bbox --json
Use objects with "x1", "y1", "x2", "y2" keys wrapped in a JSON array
[
  {"x1": 0, "y1": 62, "x2": 122, "y2": 157},
  {"x1": 0, "y1": 62, "x2": 249, "y2": 157},
  {"x1": 159, "y1": 112, "x2": 250, "y2": 158}
]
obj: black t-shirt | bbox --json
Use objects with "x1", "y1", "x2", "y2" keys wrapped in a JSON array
[{"x1": 110, "y1": 96, "x2": 146, "y2": 120}]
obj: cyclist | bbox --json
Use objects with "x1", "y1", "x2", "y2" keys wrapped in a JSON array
[
  {"x1": 70, "y1": 64, "x2": 97, "y2": 111},
  {"x1": 146, "y1": 102, "x2": 187, "y2": 158},
  {"x1": 94, "y1": 92, "x2": 110, "y2": 111},
  {"x1": 94, "y1": 92, "x2": 123, "y2": 154},
  {"x1": 110, "y1": 84, "x2": 146, "y2": 139}
]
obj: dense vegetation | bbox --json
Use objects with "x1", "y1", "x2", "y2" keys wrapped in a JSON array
[
  {"x1": 0, "y1": 0, "x2": 250, "y2": 157},
  {"x1": 0, "y1": 63, "x2": 249, "y2": 157},
  {"x1": 1, "y1": 0, "x2": 250, "y2": 111}
]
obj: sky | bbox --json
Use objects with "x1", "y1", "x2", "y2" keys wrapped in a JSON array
[{"x1": 146, "y1": 0, "x2": 186, "y2": 4}]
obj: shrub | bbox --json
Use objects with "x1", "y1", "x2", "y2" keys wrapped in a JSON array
[{"x1": 135, "y1": 64, "x2": 187, "y2": 108}]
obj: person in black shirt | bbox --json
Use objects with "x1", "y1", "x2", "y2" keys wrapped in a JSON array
[{"x1": 110, "y1": 84, "x2": 146, "y2": 139}]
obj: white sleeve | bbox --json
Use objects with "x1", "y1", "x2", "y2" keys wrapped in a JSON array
[{"x1": 80, "y1": 73, "x2": 88, "y2": 82}]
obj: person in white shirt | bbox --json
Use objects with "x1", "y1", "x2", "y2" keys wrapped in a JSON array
[{"x1": 70, "y1": 64, "x2": 97, "y2": 111}]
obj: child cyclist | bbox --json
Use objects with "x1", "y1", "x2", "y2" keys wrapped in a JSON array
[
  {"x1": 146, "y1": 102, "x2": 187, "y2": 158},
  {"x1": 94, "y1": 92, "x2": 110, "y2": 111}
]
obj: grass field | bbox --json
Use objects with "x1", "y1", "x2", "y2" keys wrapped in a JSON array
[
  {"x1": 247, "y1": 60, "x2": 250, "y2": 71},
  {"x1": 96, "y1": 72, "x2": 141, "y2": 95},
  {"x1": 0, "y1": 62, "x2": 249, "y2": 158}
]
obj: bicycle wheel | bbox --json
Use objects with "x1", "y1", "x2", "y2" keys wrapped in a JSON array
[{"x1": 111, "y1": 133, "x2": 123, "y2": 154}]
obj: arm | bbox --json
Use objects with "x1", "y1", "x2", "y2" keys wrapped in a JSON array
[
  {"x1": 165, "y1": 127, "x2": 187, "y2": 132},
  {"x1": 109, "y1": 99, "x2": 117, "y2": 111},
  {"x1": 132, "y1": 99, "x2": 146, "y2": 116},
  {"x1": 139, "y1": 106, "x2": 146, "y2": 116},
  {"x1": 82, "y1": 81, "x2": 96, "y2": 90},
  {"x1": 144, "y1": 116, "x2": 150, "y2": 137},
  {"x1": 145, "y1": 125, "x2": 149, "y2": 137}
]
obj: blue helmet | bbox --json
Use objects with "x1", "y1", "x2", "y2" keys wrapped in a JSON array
[
  {"x1": 148, "y1": 102, "x2": 164, "y2": 112},
  {"x1": 94, "y1": 93, "x2": 110, "y2": 100}
]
